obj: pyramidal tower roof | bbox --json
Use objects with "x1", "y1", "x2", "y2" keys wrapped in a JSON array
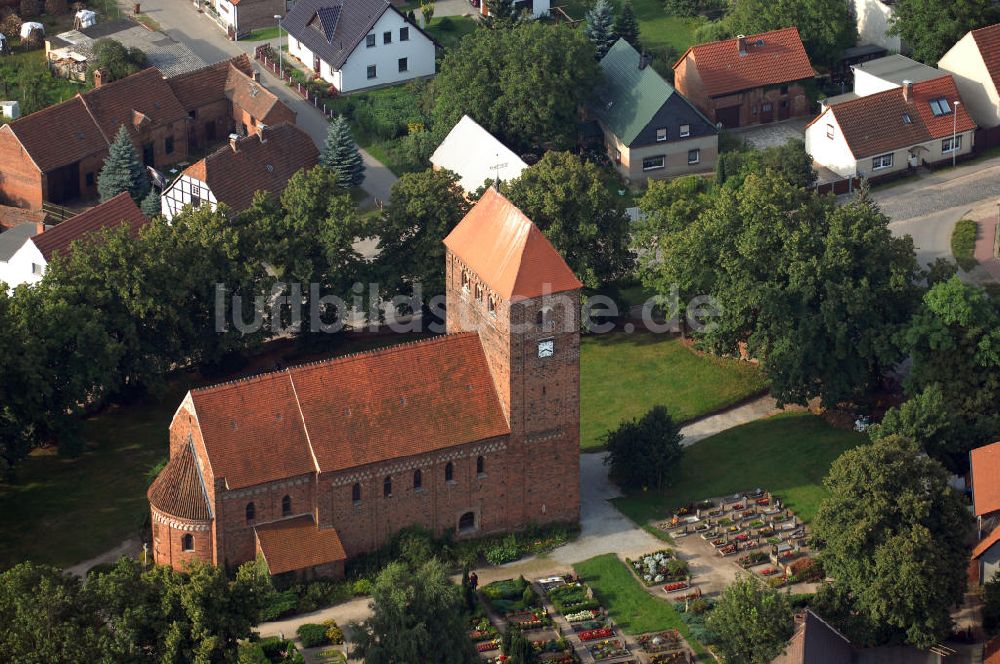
[{"x1": 443, "y1": 188, "x2": 582, "y2": 301}]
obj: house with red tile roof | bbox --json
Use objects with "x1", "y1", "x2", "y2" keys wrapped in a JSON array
[
  {"x1": 160, "y1": 123, "x2": 318, "y2": 220},
  {"x1": 0, "y1": 55, "x2": 294, "y2": 211},
  {"x1": 673, "y1": 27, "x2": 815, "y2": 128},
  {"x1": 970, "y1": 441, "x2": 1000, "y2": 585},
  {"x1": 0, "y1": 192, "x2": 146, "y2": 290},
  {"x1": 771, "y1": 610, "x2": 853, "y2": 664},
  {"x1": 939, "y1": 23, "x2": 1000, "y2": 132},
  {"x1": 148, "y1": 188, "x2": 583, "y2": 577},
  {"x1": 804, "y1": 75, "x2": 975, "y2": 179}
]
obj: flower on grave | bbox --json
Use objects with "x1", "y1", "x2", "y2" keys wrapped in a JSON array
[
  {"x1": 654, "y1": 574, "x2": 664, "y2": 583},
  {"x1": 644, "y1": 574, "x2": 653, "y2": 582}
]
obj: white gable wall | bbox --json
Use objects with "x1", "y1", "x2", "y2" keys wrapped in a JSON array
[
  {"x1": 338, "y1": 10, "x2": 435, "y2": 93},
  {"x1": 852, "y1": 0, "x2": 900, "y2": 53},
  {"x1": 939, "y1": 32, "x2": 1000, "y2": 128},
  {"x1": 0, "y1": 239, "x2": 45, "y2": 291},
  {"x1": 853, "y1": 67, "x2": 902, "y2": 97},
  {"x1": 161, "y1": 174, "x2": 218, "y2": 222},
  {"x1": 804, "y1": 109, "x2": 858, "y2": 178}
]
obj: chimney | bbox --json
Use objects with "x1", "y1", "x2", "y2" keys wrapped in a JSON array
[
  {"x1": 251, "y1": 70, "x2": 260, "y2": 82},
  {"x1": 902, "y1": 79, "x2": 913, "y2": 102},
  {"x1": 35, "y1": 221, "x2": 46, "y2": 235},
  {"x1": 94, "y1": 68, "x2": 107, "y2": 88},
  {"x1": 258, "y1": 124, "x2": 268, "y2": 143},
  {"x1": 737, "y1": 35, "x2": 747, "y2": 56},
  {"x1": 229, "y1": 133, "x2": 240, "y2": 151}
]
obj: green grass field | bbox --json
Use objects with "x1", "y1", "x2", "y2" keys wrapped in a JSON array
[
  {"x1": 580, "y1": 331, "x2": 768, "y2": 451},
  {"x1": 574, "y1": 554, "x2": 706, "y2": 654},
  {"x1": 0, "y1": 333, "x2": 430, "y2": 570},
  {"x1": 0, "y1": 48, "x2": 87, "y2": 121},
  {"x1": 611, "y1": 412, "x2": 864, "y2": 529},
  {"x1": 425, "y1": 15, "x2": 479, "y2": 50},
  {"x1": 556, "y1": 0, "x2": 703, "y2": 54},
  {"x1": 247, "y1": 26, "x2": 282, "y2": 41}
]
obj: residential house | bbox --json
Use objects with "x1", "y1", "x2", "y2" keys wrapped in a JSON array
[
  {"x1": 594, "y1": 39, "x2": 717, "y2": 182},
  {"x1": 673, "y1": 27, "x2": 815, "y2": 128},
  {"x1": 850, "y1": 0, "x2": 901, "y2": 54},
  {"x1": 0, "y1": 55, "x2": 294, "y2": 210},
  {"x1": 0, "y1": 192, "x2": 146, "y2": 289},
  {"x1": 939, "y1": 23, "x2": 1000, "y2": 139},
  {"x1": 971, "y1": 441, "x2": 1000, "y2": 585},
  {"x1": 823, "y1": 54, "x2": 944, "y2": 108},
  {"x1": 770, "y1": 610, "x2": 853, "y2": 664},
  {"x1": 160, "y1": 123, "x2": 318, "y2": 220},
  {"x1": 804, "y1": 76, "x2": 975, "y2": 179},
  {"x1": 430, "y1": 115, "x2": 528, "y2": 194},
  {"x1": 46, "y1": 18, "x2": 204, "y2": 82},
  {"x1": 480, "y1": 0, "x2": 549, "y2": 19},
  {"x1": 147, "y1": 188, "x2": 582, "y2": 576},
  {"x1": 282, "y1": 0, "x2": 436, "y2": 93},
  {"x1": 209, "y1": 0, "x2": 285, "y2": 39}
]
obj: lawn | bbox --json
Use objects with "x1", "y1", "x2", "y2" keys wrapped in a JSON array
[
  {"x1": 0, "y1": 47, "x2": 87, "y2": 120},
  {"x1": 611, "y1": 412, "x2": 865, "y2": 529},
  {"x1": 580, "y1": 331, "x2": 768, "y2": 451},
  {"x1": 425, "y1": 15, "x2": 479, "y2": 50},
  {"x1": 0, "y1": 332, "x2": 430, "y2": 570},
  {"x1": 574, "y1": 554, "x2": 706, "y2": 654},
  {"x1": 247, "y1": 26, "x2": 282, "y2": 41},
  {"x1": 556, "y1": 0, "x2": 704, "y2": 55}
]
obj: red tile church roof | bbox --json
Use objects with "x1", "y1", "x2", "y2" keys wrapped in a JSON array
[
  {"x1": 147, "y1": 443, "x2": 212, "y2": 521},
  {"x1": 444, "y1": 188, "x2": 582, "y2": 301},
  {"x1": 255, "y1": 515, "x2": 346, "y2": 574},
  {"x1": 188, "y1": 333, "x2": 509, "y2": 488}
]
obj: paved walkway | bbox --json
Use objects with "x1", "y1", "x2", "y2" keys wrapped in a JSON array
[
  {"x1": 974, "y1": 217, "x2": 1000, "y2": 281},
  {"x1": 66, "y1": 538, "x2": 141, "y2": 577}
]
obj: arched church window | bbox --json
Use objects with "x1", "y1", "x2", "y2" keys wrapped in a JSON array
[
  {"x1": 181, "y1": 533, "x2": 194, "y2": 551},
  {"x1": 245, "y1": 502, "x2": 255, "y2": 524},
  {"x1": 352, "y1": 483, "x2": 361, "y2": 503},
  {"x1": 281, "y1": 495, "x2": 291, "y2": 517},
  {"x1": 413, "y1": 469, "x2": 422, "y2": 489},
  {"x1": 384, "y1": 475, "x2": 393, "y2": 497},
  {"x1": 445, "y1": 462, "x2": 454, "y2": 482},
  {"x1": 477, "y1": 456, "x2": 485, "y2": 475}
]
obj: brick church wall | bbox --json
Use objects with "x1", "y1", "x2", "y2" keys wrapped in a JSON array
[{"x1": 151, "y1": 506, "x2": 213, "y2": 570}]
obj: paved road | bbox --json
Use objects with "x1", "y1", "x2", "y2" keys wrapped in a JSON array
[{"x1": 123, "y1": 0, "x2": 397, "y2": 205}]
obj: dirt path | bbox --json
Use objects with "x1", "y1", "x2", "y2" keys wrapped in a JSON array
[{"x1": 66, "y1": 538, "x2": 141, "y2": 577}]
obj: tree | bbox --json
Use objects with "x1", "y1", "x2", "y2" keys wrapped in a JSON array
[
  {"x1": 351, "y1": 559, "x2": 478, "y2": 664},
  {"x1": 88, "y1": 38, "x2": 147, "y2": 85},
  {"x1": 484, "y1": 0, "x2": 517, "y2": 27},
  {"x1": 868, "y1": 384, "x2": 968, "y2": 473},
  {"x1": 374, "y1": 168, "x2": 470, "y2": 302},
  {"x1": 583, "y1": 0, "x2": 617, "y2": 59},
  {"x1": 505, "y1": 151, "x2": 632, "y2": 287},
  {"x1": 98, "y1": 125, "x2": 151, "y2": 204},
  {"x1": 613, "y1": 1, "x2": 640, "y2": 49},
  {"x1": 707, "y1": 575, "x2": 794, "y2": 664},
  {"x1": 603, "y1": 405, "x2": 683, "y2": 491},
  {"x1": 433, "y1": 23, "x2": 599, "y2": 151},
  {"x1": 812, "y1": 436, "x2": 973, "y2": 648},
  {"x1": 140, "y1": 188, "x2": 161, "y2": 219},
  {"x1": 890, "y1": 0, "x2": 999, "y2": 64},
  {"x1": 715, "y1": 139, "x2": 816, "y2": 190},
  {"x1": 506, "y1": 624, "x2": 534, "y2": 664},
  {"x1": 320, "y1": 115, "x2": 366, "y2": 189}
]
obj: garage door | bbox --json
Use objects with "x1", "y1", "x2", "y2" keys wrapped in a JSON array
[{"x1": 716, "y1": 105, "x2": 740, "y2": 128}]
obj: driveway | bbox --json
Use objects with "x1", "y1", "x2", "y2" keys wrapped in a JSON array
[{"x1": 729, "y1": 117, "x2": 810, "y2": 150}]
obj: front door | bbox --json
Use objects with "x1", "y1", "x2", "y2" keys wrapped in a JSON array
[{"x1": 313, "y1": 55, "x2": 321, "y2": 74}]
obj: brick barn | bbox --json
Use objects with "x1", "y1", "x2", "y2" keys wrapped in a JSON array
[{"x1": 148, "y1": 188, "x2": 583, "y2": 577}]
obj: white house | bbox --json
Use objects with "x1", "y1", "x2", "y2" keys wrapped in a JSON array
[
  {"x1": 806, "y1": 76, "x2": 976, "y2": 179},
  {"x1": 431, "y1": 115, "x2": 528, "y2": 194},
  {"x1": 161, "y1": 123, "x2": 318, "y2": 221},
  {"x1": 208, "y1": 0, "x2": 285, "y2": 39},
  {"x1": 939, "y1": 23, "x2": 1000, "y2": 130},
  {"x1": 851, "y1": 0, "x2": 900, "y2": 53},
  {"x1": 480, "y1": 0, "x2": 550, "y2": 19},
  {"x1": 822, "y1": 54, "x2": 943, "y2": 109},
  {"x1": 0, "y1": 193, "x2": 146, "y2": 290},
  {"x1": 282, "y1": 0, "x2": 436, "y2": 93}
]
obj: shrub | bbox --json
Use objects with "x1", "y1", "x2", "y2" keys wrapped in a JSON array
[
  {"x1": 260, "y1": 590, "x2": 299, "y2": 621},
  {"x1": 1, "y1": 14, "x2": 21, "y2": 39},
  {"x1": 951, "y1": 219, "x2": 978, "y2": 272},
  {"x1": 351, "y1": 578, "x2": 373, "y2": 596},
  {"x1": 437, "y1": 16, "x2": 454, "y2": 30},
  {"x1": 665, "y1": 559, "x2": 689, "y2": 579},
  {"x1": 485, "y1": 535, "x2": 520, "y2": 565},
  {"x1": 297, "y1": 623, "x2": 330, "y2": 648},
  {"x1": 688, "y1": 597, "x2": 712, "y2": 614},
  {"x1": 324, "y1": 620, "x2": 345, "y2": 645}
]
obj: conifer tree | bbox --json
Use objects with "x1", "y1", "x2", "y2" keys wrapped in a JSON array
[
  {"x1": 320, "y1": 115, "x2": 366, "y2": 189},
  {"x1": 140, "y1": 188, "x2": 161, "y2": 219},
  {"x1": 97, "y1": 126, "x2": 150, "y2": 203},
  {"x1": 613, "y1": 1, "x2": 640, "y2": 49},
  {"x1": 583, "y1": 0, "x2": 617, "y2": 59}
]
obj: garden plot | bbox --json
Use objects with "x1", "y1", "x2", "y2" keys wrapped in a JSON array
[
  {"x1": 655, "y1": 490, "x2": 823, "y2": 593},
  {"x1": 479, "y1": 577, "x2": 578, "y2": 663}
]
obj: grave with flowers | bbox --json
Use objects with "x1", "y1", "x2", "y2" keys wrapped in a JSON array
[{"x1": 625, "y1": 550, "x2": 690, "y2": 587}]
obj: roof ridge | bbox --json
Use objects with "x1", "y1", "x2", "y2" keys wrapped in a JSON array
[
  {"x1": 168, "y1": 53, "x2": 249, "y2": 80},
  {"x1": 691, "y1": 25, "x2": 799, "y2": 51}
]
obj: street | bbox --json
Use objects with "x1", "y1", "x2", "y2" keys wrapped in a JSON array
[{"x1": 123, "y1": 0, "x2": 398, "y2": 205}]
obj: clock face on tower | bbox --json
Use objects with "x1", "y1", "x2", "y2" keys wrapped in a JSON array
[{"x1": 538, "y1": 339, "x2": 554, "y2": 358}]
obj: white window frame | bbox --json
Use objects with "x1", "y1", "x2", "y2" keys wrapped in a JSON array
[
  {"x1": 872, "y1": 153, "x2": 894, "y2": 170},
  {"x1": 942, "y1": 135, "x2": 962, "y2": 153},
  {"x1": 642, "y1": 155, "x2": 665, "y2": 171},
  {"x1": 656, "y1": 128, "x2": 667, "y2": 142},
  {"x1": 687, "y1": 149, "x2": 700, "y2": 165},
  {"x1": 679, "y1": 124, "x2": 690, "y2": 138}
]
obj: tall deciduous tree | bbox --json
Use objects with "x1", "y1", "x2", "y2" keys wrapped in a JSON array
[
  {"x1": 88, "y1": 38, "x2": 147, "y2": 84},
  {"x1": 868, "y1": 384, "x2": 968, "y2": 473},
  {"x1": 433, "y1": 23, "x2": 599, "y2": 151},
  {"x1": 613, "y1": 1, "x2": 640, "y2": 49},
  {"x1": 603, "y1": 405, "x2": 683, "y2": 491},
  {"x1": 812, "y1": 435, "x2": 973, "y2": 648},
  {"x1": 320, "y1": 115, "x2": 366, "y2": 189},
  {"x1": 890, "y1": 0, "x2": 999, "y2": 64},
  {"x1": 351, "y1": 559, "x2": 478, "y2": 664},
  {"x1": 98, "y1": 125, "x2": 151, "y2": 204},
  {"x1": 584, "y1": 0, "x2": 617, "y2": 58},
  {"x1": 505, "y1": 150, "x2": 632, "y2": 287},
  {"x1": 707, "y1": 575, "x2": 794, "y2": 664}
]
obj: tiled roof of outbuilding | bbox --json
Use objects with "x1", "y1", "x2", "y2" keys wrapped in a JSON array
[
  {"x1": 972, "y1": 441, "x2": 1000, "y2": 517},
  {"x1": 33, "y1": 192, "x2": 148, "y2": 261},
  {"x1": 166, "y1": 54, "x2": 255, "y2": 109},
  {"x1": 3, "y1": 97, "x2": 108, "y2": 172},
  {"x1": 255, "y1": 516, "x2": 346, "y2": 574},
  {"x1": 147, "y1": 443, "x2": 212, "y2": 522}
]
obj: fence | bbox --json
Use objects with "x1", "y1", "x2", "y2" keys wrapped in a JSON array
[{"x1": 254, "y1": 46, "x2": 338, "y2": 120}]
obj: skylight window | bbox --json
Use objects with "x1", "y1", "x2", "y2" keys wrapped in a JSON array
[
  {"x1": 929, "y1": 97, "x2": 952, "y2": 116},
  {"x1": 902, "y1": 112, "x2": 912, "y2": 124}
]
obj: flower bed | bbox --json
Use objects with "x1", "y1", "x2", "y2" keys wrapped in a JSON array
[
  {"x1": 662, "y1": 581, "x2": 689, "y2": 593},
  {"x1": 476, "y1": 639, "x2": 501, "y2": 653},
  {"x1": 737, "y1": 551, "x2": 767, "y2": 568},
  {"x1": 579, "y1": 627, "x2": 614, "y2": 641},
  {"x1": 565, "y1": 608, "x2": 602, "y2": 623},
  {"x1": 759, "y1": 567, "x2": 779, "y2": 576},
  {"x1": 505, "y1": 609, "x2": 550, "y2": 630},
  {"x1": 748, "y1": 520, "x2": 764, "y2": 529},
  {"x1": 589, "y1": 638, "x2": 629, "y2": 660},
  {"x1": 547, "y1": 583, "x2": 599, "y2": 614},
  {"x1": 627, "y1": 551, "x2": 687, "y2": 586},
  {"x1": 650, "y1": 653, "x2": 687, "y2": 664},
  {"x1": 481, "y1": 577, "x2": 540, "y2": 614},
  {"x1": 637, "y1": 629, "x2": 683, "y2": 653}
]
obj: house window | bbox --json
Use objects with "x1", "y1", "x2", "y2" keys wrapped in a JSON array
[
  {"x1": 656, "y1": 128, "x2": 667, "y2": 142},
  {"x1": 688, "y1": 149, "x2": 700, "y2": 164},
  {"x1": 942, "y1": 135, "x2": 962, "y2": 153},
  {"x1": 281, "y1": 495, "x2": 291, "y2": 516},
  {"x1": 352, "y1": 482, "x2": 361, "y2": 503},
  {"x1": 398, "y1": 57, "x2": 408, "y2": 72},
  {"x1": 445, "y1": 462, "x2": 454, "y2": 482},
  {"x1": 762, "y1": 103, "x2": 773, "y2": 113},
  {"x1": 367, "y1": 65, "x2": 377, "y2": 79},
  {"x1": 165, "y1": 136, "x2": 174, "y2": 155},
  {"x1": 31, "y1": 263, "x2": 44, "y2": 275},
  {"x1": 400, "y1": 26, "x2": 409, "y2": 41},
  {"x1": 191, "y1": 195, "x2": 201, "y2": 209},
  {"x1": 383, "y1": 31, "x2": 392, "y2": 44},
  {"x1": 872, "y1": 153, "x2": 894, "y2": 170},
  {"x1": 642, "y1": 155, "x2": 665, "y2": 171},
  {"x1": 929, "y1": 97, "x2": 952, "y2": 116},
  {"x1": 245, "y1": 502, "x2": 255, "y2": 524},
  {"x1": 366, "y1": 33, "x2": 376, "y2": 47},
  {"x1": 181, "y1": 534, "x2": 194, "y2": 551},
  {"x1": 383, "y1": 476, "x2": 392, "y2": 497},
  {"x1": 826, "y1": 124, "x2": 834, "y2": 139},
  {"x1": 679, "y1": 124, "x2": 690, "y2": 138},
  {"x1": 413, "y1": 469, "x2": 422, "y2": 490},
  {"x1": 477, "y1": 456, "x2": 485, "y2": 475},
  {"x1": 85, "y1": 172, "x2": 95, "y2": 187},
  {"x1": 189, "y1": 109, "x2": 197, "y2": 120}
]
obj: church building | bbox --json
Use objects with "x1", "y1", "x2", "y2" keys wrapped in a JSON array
[{"x1": 147, "y1": 189, "x2": 582, "y2": 577}]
